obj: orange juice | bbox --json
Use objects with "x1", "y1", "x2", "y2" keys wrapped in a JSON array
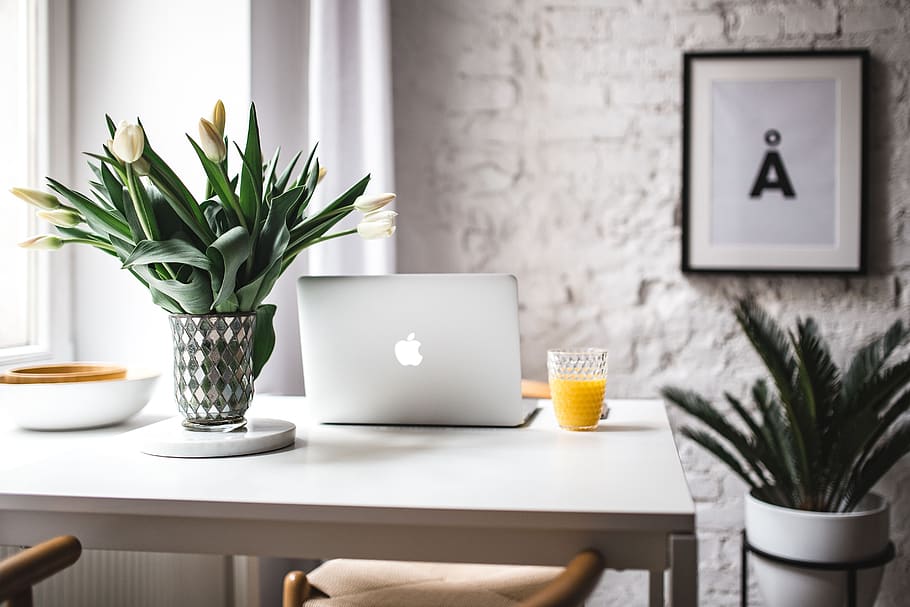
[{"x1": 549, "y1": 377, "x2": 606, "y2": 430}]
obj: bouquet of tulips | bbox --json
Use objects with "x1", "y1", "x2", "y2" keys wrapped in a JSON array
[{"x1": 12, "y1": 101, "x2": 397, "y2": 377}]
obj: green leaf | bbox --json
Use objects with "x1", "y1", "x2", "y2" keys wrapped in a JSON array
[
  {"x1": 187, "y1": 136, "x2": 245, "y2": 229},
  {"x1": 139, "y1": 119, "x2": 214, "y2": 244},
  {"x1": 252, "y1": 304, "x2": 277, "y2": 379},
  {"x1": 294, "y1": 143, "x2": 318, "y2": 189},
  {"x1": 274, "y1": 149, "x2": 303, "y2": 195},
  {"x1": 146, "y1": 183, "x2": 192, "y2": 242},
  {"x1": 235, "y1": 186, "x2": 300, "y2": 309},
  {"x1": 288, "y1": 174, "x2": 369, "y2": 249},
  {"x1": 201, "y1": 199, "x2": 230, "y2": 234},
  {"x1": 46, "y1": 178, "x2": 132, "y2": 240},
  {"x1": 123, "y1": 239, "x2": 212, "y2": 271},
  {"x1": 263, "y1": 147, "x2": 280, "y2": 200},
  {"x1": 100, "y1": 163, "x2": 126, "y2": 215},
  {"x1": 143, "y1": 268, "x2": 213, "y2": 314},
  {"x1": 237, "y1": 103, "x2": 263, "y2": 226},
  {"x1": 206, "y1": 226, "x2": 251, "y2": 312}
]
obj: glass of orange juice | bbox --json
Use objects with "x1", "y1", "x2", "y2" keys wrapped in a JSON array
[{"x1": 547, "y1": 349, "x2": 607, "y2": 431}]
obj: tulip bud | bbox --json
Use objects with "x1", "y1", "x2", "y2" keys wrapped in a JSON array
[
  {"x1": 211, "y1": 99, "x2": 226, "y2": 136},
  {"x1": 317, "y1": 166, "x2": 327, "y2": 185},
  {"x1": 18, "y1": 235, "x2": 64, "y2": 250},
  {"x1": 353, "y1": 192, "x2": 396, "y2": 213},
  {"x1": 111, "y1": 120, "x2": 145, "y2": 163},
  {"x1": 105, "y1": 139, "x2": 114, "y2": 153},
  {"x1": 132, "y1": 156, "x2": 151, "y2": 176},
  {"x1": 10, "y1": 187, "x2": 61, "y2": 210},
  {"x1": 356, "y1": 210, "x2": 397, "y2": 240},
  {"x1": 199, "y1": 118, "x2": 227, "y2": 163},
  {"x1": 37, "y1": 208, "x2": 82, "y2": 228}
]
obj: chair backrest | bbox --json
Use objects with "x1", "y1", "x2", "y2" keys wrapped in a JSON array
[
  {"x1": 519, "y1": 549, "x2": 605, "y2": 607},
  {"x1": 283, "y1": 548, "x2": 605, "y2": 607},
  {"x1": 0, "y1": 535, "x2": 82, "y2": 607}
]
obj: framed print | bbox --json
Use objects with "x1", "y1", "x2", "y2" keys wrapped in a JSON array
[{"x1": 682, "y1": 50, "x2": 868, "y2": 273}]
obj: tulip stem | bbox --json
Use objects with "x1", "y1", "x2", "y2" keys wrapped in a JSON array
[
  {"x1": 280, "y1": 228, "x2": 357, "y2": 273},
  {"x1": 125, "y1": 163, "x2": 156, "y2": 240},
  {"x1": 62, "y1": 238, "x2": 117, "y2": 252},
  {"x1": 287, "y1": 205, "x2": 355, "y2": 250}
]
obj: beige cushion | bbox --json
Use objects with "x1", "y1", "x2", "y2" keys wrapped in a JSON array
[{"x1": 303, "y1": 559, "x2": 563, "y2": 607}]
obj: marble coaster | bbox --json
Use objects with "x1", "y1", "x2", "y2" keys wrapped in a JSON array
[{"x1": 137, "y1": 417, "x2": 297, "y2": 458}]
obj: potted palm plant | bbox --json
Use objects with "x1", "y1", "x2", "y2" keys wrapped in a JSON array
[
  {"x1": 663, "y1": 299, "x2": 909, "y2": 607},
  {"x1": 11, "y1": 101, "x2": 397, "y2": 432}
]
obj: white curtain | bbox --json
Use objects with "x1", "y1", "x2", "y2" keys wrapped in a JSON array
[
  {"x1": 256, "y1": 0, "x2": 396, "y2": 395},
  {"x1": 308, "y1": 0, "x2": 396, "y2": 276}
]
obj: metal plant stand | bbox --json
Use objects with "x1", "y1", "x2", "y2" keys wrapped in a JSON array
[{"x1": 741, "y1": 531, "x2": 895, "y2": 607}]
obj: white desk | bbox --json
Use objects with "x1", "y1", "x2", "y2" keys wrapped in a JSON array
[{"x1": 0, "y1": 397, "x2": 696, "y2": 606}]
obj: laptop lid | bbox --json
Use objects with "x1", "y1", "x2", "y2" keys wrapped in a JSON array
[{"x1": 297, "y1": 274, "x2": 525, "y2": 426}]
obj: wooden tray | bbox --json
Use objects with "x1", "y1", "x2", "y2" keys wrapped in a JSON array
[{"x1": 2, "y1": 363, "x2": 128, "y2": 384}]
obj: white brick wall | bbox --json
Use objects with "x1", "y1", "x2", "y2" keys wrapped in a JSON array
[{"x1": 391, "y1": 1, "x2": 910, "y2": 605}]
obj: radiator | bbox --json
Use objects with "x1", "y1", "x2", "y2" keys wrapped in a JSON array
[{"x1": 0, "y1": 547, "x2": 235, "y2": 607}]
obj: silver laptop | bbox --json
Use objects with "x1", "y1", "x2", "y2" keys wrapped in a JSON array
[{"x1": 297, "y1": 274, "x2": 535, "y2": 426}]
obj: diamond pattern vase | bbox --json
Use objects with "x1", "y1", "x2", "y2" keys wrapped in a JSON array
[{"x1": 169, "y1": 313, "x2": 256, "y2": 432}]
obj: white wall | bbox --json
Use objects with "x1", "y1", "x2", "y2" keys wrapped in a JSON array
[{"x1": 70, "y1": 0, "x2": 251, "y2": 387}]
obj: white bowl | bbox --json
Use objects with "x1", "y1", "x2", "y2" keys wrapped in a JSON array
[{"x1": 0, "y1": 368, "x2": 160, "y2": 430}]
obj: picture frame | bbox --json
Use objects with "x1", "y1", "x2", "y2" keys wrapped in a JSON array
[{"x1": 682, "y1": 49, "x2": 868, "y2": 274}]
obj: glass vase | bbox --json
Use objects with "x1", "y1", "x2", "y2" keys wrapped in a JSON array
[{"x1": 169, "y1": 312, "x2": 256, "y2": 432}]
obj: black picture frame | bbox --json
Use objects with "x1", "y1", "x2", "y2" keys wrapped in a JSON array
[{"x1": 681, "y1": 49, "x2": 870, "y2": 275}]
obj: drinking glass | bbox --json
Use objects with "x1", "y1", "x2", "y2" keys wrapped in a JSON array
[{"x1": 547, "y1": 349, "x2": 608, "y2": 431}]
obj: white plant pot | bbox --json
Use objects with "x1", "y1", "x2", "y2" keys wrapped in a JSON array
[{"x1": 744, "y1": 491, "x2": 890, "y2": 607}]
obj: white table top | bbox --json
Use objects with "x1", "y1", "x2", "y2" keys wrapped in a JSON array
[{"x1": 0, "y1": 396, "x2": 694, "y2": 533}]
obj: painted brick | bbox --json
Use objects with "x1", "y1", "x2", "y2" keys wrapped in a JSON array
[
  {"x1": 611, "y1": 80, "x2": 679, "y2": 108},
  {"x1": 783, "y1": 7, "x2": 838, "y2": 36},
  {"x1": 611, "y1": 14, "x2": 670, "y2": 44},
  {"x1": 674, "y1": 12, "x2": 725, "y2": 43},
  {"x1": 445, "y1": 77, "x2": 517, "y2": 112},
  {"x1": 541, "y1": 81, "x2": 606, "y2": 109},
  {"x1": 542, "y1": 7, "x2": 611, "y2": 41},
  {"x1": 734, "y1": 11, "x2": 782, "y2": 39},
  {"x1": 843, "y1": 7, "x2": 902, "y2": 34}
]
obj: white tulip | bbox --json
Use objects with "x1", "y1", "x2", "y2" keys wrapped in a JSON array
[
  {"x1": 317, "y1": 166, "x2": 327, "y2": 185},
  {"x1": 18, "y1": 235, "x2": 64, "y2": 250},
  {"x1": 353, "y1": 192, "x2": 396, "y2": 213},
  {"x1": 37, "y1": 208, "x2": 82, "y2": 228},
  {"x1": 132, "y1": 156, "x2": 151, "y2": 176},
  {"x1": 356, "y1": 210, "x2": 397, "y2": 239},
  {"x1": 211, "y1": 99, "x2": 226, "y2": 136},
  {"x1": 199, "y1": 118, "x2": 227, "y2": 163},
  {"x1": 10, "y1": 187, "x2": 61, "y2": 210},
  {"x1": 111, "y1": 120, "x2": 145, "y2": 163}
]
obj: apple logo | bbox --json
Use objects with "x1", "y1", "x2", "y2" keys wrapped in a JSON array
[{"x1": 394, "y1": 332, "x2": 423, "y2": 366}]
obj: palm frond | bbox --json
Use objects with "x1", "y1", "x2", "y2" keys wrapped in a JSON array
[
  {"x1": 679, "y1": 427, "x2": 761, "y2": 490},
  {"x1": 734, "y1": 300, "x2": 812, "y2": 490},
  {"x1": 842, "y1": 319, "x2": 908, "y2": 410},
  {"x1": 662, "y1": 387, "x2": 772, "y2": 486},
  {"x1": 840, "y1": 417, "x2": 910, "y2": 512},
  {"x1": 828, "y1": 386, "x2": 910, "y2": 510}
]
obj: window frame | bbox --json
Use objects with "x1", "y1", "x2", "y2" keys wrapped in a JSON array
[{"x1": 0, "y1": 0, "x2": 71, "y2": 366}]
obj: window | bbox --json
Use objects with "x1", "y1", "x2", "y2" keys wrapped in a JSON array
[{"x1": 0, "y1": 0, "x2": 59, "y2": 362}]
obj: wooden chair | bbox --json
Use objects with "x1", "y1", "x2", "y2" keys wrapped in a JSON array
[
  {"x1": 283, "y1": 549, "x2": 605, "y2": 607},
  {"x1": 0, "y1": 535, "x2": 82, "y2": 607}
]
